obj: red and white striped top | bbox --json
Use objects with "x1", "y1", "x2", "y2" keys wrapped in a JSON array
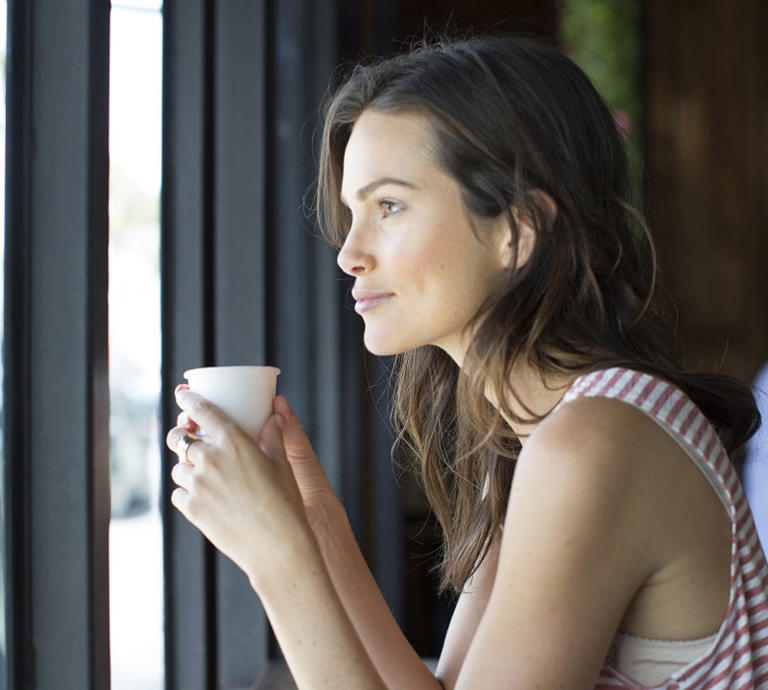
[{"x1": 556, "y1": 367, "x2": 768, "y2": 689}]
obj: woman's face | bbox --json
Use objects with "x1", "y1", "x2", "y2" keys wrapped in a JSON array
[{"x1": 337, "y1": 109, "x2": 511, "y2": 362}]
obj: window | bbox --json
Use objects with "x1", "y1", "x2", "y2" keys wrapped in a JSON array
[{"x1": 109, "y1": 3, "x2": 164, "y2": 689}]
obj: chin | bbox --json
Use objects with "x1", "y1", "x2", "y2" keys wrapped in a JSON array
[{"x1": 363, "y1": 331, "x2": 414, "y2": 357}]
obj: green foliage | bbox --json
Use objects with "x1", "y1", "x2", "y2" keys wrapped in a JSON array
[{"x1": 558, "y1": 0, "x2": 644, "y2": 203}]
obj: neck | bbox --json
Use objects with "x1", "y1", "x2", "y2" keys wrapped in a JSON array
[
  {"x1": 484, "y1": 363, "x2": 575, "y2": 442},
  {"x1": 440, "y1": 337, "x2": 576, "y2": 443}
]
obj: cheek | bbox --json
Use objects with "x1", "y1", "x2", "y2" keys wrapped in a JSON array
[
  {"x1": 391, "y1": 215, "x2": 492, "y2": 301},
  {"x1": 387, "y1": 234, "x2": 434, "y2": 283}
]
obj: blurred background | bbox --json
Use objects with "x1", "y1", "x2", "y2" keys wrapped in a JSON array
[{"x1": 2, "y1": 1, "x2": 766, "y2": 689}]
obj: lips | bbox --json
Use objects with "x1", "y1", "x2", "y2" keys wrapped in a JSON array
[{"x1": 351, "y1": 288, "x2": 395, "y2": 315}]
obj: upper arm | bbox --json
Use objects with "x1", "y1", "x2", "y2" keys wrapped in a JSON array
[
  {"x1": 436, "y1": 530, "x2": 501, "y2": 689},
  {"x1": 454, "y1": 398, "x2": 661, "y2": 689}
]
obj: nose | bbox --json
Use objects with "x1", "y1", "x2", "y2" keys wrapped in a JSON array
[{"x1": 336, "y1": 226, "x2": 375, "y2": 276}]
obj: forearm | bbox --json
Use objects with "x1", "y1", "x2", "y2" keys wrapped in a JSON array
[
  {"x1": 254, "y1": 525, "x2": 387, "y2": 689},
  {"x1": 306, "y1": 498, "x2": 443, "y2": 690}
]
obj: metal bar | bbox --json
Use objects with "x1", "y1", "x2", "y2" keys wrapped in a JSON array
[
  {"x1": 211, "y1": 1, "x2": 270, "y2": 685},
  {"x1": 160, "y1": 1, "x2": 216, "y2": 688},
  {"x1": 3, "y1": 1, "x2": 111, "y2": 688},
  {"x1": 268, "y1": 0, "x2": 346, "y2": 513}
]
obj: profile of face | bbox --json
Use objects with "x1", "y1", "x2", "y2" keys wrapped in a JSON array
[{"x1": 337, "y1": 110, "x2": 516, "y2": 363}]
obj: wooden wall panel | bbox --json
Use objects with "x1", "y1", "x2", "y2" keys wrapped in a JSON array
[
  {"x1": 647, "y1": 0, "x2": 768, "y2": 382},
  {"x1": 400, "y1": 0, "x2": 557, "y2": 38}
]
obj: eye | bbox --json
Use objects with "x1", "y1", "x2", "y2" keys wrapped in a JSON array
[{"x1": 379, "y1": 199, "x2": 402, "y2": 218}]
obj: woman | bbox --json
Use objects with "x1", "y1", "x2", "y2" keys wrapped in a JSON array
[{"x1": 167, "y1": 35, "x2": 767, "y2": 688}]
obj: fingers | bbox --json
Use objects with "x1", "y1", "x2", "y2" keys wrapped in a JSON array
[
  {"x1": 273, "y1": 396, "x2": 302, "y2": 436},
  {"x1": 273, "y1": 396, "x2": 305, "y2": 432},
  {"x1": 175, "y1": 389, "x2": 238, "y2": 444},
  {"x1": 171, "y1": 458, "x2": 195, "y2": 488},
  {"x1": 170, "y1": 486, "x2": 190, "y2": 517},
  {"x1": 273, "y1": 395, "x2": 291, "y2": 417},
  {"x1": 166, "y1": 426, "x2": 185, "y2": 455},
  {"x1": 166, "y1": 426, "x2": 204, "y2": 465},
  {"x1": 177, "y1": 410, "x2": 197, "y2": 432},
  {"x1": 257, "y1": 413, "x2": 287, "y2": 461},
  {"x1": 174, "y1": 385, "x2": 195, "y2": 430},
  {"x1": 276, "y1": 399, "x2": 315, "y2": 462},
  {"x1": 170, "y1": 461, "x2": 199, "y2": 515}
]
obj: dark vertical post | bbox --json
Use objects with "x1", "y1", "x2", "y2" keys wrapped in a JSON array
[
  {"x1": 211, "y1": 1, "x2": 270, "y2": 685},
  {"x1": 3, "y1": 1, "x2": 111, "y2": 688},
  {"x1": 267, "y1": 0, "x2": 346, "y2": 501},
  {"x1": 161, "y1": 1, "x2": 216, "y2": 688},
  {"x1": 268, "y1": 0, "x2": 319, "y2": 435},
  {"x1": 212, "y1": 0, "x2": 345, "y2": 680}
]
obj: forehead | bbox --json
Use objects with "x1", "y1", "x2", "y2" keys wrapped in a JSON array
[{"x1": 341, "y1": 110, "x2": 437, "y2": 196}]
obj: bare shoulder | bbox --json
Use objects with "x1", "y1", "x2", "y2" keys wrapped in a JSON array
[
  {"x1": 528, "y1": 394, "x2": 665, "y2": 457},
  {"x1": 499, "y1": 394, "x2": 674, "y2": 610},
  {"x1": 521, "y1": 394, "x2": 694, "y2": 493},
  {"x1": 508, "y1": 394, "x2": 718, "y2": 593},
  {"x1": 517, "y1": 395, "x2": 672, "y2": 500},
  {"x1": 515, "y1": 393, "x2": 731, "y2": 638},
  {"x1": 512, "y1": 397, "x2": 722, "y2": 548}
]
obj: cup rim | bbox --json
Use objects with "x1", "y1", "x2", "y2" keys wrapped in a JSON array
[{"x1": 183, "y1": 365, "x2": 281, "y2": 379}]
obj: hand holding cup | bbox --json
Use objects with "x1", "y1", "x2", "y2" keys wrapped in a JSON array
[{"x1": 166, "y1": 365, "x2": 315, "y2": 585}]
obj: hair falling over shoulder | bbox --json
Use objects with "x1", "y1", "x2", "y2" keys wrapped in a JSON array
[{"x1": 315, "y1": 34, "x2": 760, "y2": 595}]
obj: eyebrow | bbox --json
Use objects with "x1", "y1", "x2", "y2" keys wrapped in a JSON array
[{"x1": 340, "y1": 177, "x2": 417, "y2": 207}]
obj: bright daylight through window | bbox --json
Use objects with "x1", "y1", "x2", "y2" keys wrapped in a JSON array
[{"x1": 108, "y1": 2, "x2": 163, "y2": 688}]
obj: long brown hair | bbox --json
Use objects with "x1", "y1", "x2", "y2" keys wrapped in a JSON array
[{"x1": 315, "y1": 35, "x2": 760, "y2": 594}]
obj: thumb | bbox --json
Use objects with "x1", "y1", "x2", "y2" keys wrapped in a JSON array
[
  {"x1": 282, "y1": 412, "x2": 316, "y2": 463},
  {"x1": 274, "y1": 396, "x2": 316, "y2": 462},
  {"x1": 257, "y1": 413, "x2": 286, "y2": 461}
]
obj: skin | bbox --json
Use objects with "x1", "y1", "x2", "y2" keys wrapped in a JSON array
[
  {"x1": 167, "y1": 110, "x2": 732, "y2": 689},
  {"x1": 337, "y1": 110, "x2": 513, "y2": 362}
]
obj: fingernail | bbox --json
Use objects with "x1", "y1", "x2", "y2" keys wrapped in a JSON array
[{"x1": 276, "y1": 414, "x2": 286, "y2": 430}]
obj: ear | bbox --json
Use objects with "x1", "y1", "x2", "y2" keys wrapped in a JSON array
[{"x1": 499, "y1": 190, "x2": 557, "y2": 270}]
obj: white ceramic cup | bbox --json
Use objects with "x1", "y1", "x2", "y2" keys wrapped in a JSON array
[{"x1": 183, "y1": 365, "x2": 281, "y2": 441}]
